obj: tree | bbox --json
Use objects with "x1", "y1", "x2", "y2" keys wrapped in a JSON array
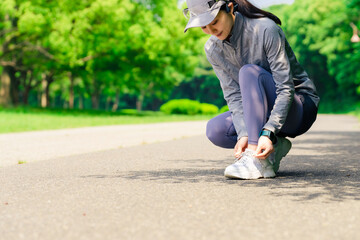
[
  {"x1": 119, "y1": 0, "x2": 206, "y2": 111},
  {"x1": 269, "y1": 0, "x2": 360, "y2": 110},
  {"x1": 0, "y1": 0, "x2": 207, "y2": 111}
]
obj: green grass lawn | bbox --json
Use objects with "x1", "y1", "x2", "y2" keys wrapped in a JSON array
[
  {"x1": 319, "y1": 100, "x2": 360, "y2": 121},
  {"x1": 2, "y1": 104, "x2": 360, "y2": 134},
  {"x1": 0, "y1": 107, "x2": 214, "y2": 134},
  {"x1": 352, "y1": 108, "x2": 360, "y2": 120}
]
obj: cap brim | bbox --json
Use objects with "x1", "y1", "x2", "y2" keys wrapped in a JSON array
[{"x1": 184, "y1": 1, "x2": 224, "y2": 33}]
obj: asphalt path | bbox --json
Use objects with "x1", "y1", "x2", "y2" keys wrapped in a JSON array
[
  {"x1": 1, "y1": 114, "x2": 360, "y2": 240},
  {"x1": 0, "y1": 121, "x2": 207, "y2": 167}
]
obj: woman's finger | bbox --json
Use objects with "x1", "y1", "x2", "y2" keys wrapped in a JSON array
[{"x1": 255, "y1": 148, "x2": 270, "y2": 159}]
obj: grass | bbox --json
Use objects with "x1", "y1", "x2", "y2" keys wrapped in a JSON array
[
  {"x1": 2, "y1": 101, "x2": 359, "y2": 134},
  {"x1": 0, "y1": 106, "x2": 214, "y2": 134},
  {"x1": 319, "y1": 101, "x2": 360, "y2": 123},
  {"x1": 318, "y1": 98, "x2": 360, "y2": 113},
  {"x1": 351, "y1": 108, "x2": 360, "y2": 121}
]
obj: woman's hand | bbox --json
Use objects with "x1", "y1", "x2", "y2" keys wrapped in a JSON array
[
  {"x1": 234, "y1": 137, "x2": 248, "y2": 159},
  {"x1": 254, "y1": 136, "x2": 274, "y2": 159}
]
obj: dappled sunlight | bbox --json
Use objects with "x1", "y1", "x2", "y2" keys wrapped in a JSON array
[{"x1": 80, "y1": 128, "x2": 360, "y2": 202}]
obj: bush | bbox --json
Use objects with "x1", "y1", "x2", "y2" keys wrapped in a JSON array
[
  {"x1": 160, "y1": 99, "x2": 202, "y2": 115},
  {"x1": 160, "y1": 99, "x2": 220, "y2": 115},
  {"x1": 200, "y1": 103, "x2": 219, "y2": 115},
  {"x1": 220, "y1": 105, "x2": 229, "y2": 113}
]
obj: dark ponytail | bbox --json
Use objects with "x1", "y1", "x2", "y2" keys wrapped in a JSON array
[{"x1": 232, "y1": 0, "x2": 282, "y2": 25}]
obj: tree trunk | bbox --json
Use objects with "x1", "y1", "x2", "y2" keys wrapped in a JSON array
[
  {"x1": 41, "y1": 73, "x2": 54, "y2": 108},
  {"x1": 0, "y1": 66, "x2": 12, "y2": 106},
  {"x1": 136, "y1": 93, "x2": 144, "y2": 112},
  {"x1": 41, "y1": 74, "x2": 47, "y2": 108},
  {"x1": 136, "y1": 83, "x2": 153, "y2": 112},
  {"x1": 90, "y1": 77, "x2": 100, "y2": 110},
  {"x1": 69, "y1": 72, "x2": 74, "y2": 109},
  {"x1": 1, "y1": 14, "x2": 19, "y2": 106},
  {"x1": 45, "y1": 74, "x2": 53, "y2": 107},
  {"x1": 10, "y1": 70, "x2": 20, "y2": 106},
  {"x1": 111, "y1": 89, "x2": 120, "y2": 112},
  {"x1": 91, "y1": 94, "x2": 99, "y2": 109}
]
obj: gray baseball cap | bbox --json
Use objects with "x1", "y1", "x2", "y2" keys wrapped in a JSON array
[{"x1": 183, "y1": 0, "x2": 226, "y2": 33}]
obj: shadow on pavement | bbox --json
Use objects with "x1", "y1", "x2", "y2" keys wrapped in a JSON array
[{"x1": 81, "y1": 131, "x2": 360, "y2": 202}]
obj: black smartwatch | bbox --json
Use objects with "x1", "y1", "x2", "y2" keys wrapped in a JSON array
[{"x1": 259, "y1": 129, "x2": 277, "y2": 144}]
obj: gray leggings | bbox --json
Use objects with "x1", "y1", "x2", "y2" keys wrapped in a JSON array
[{"x1": 206, "y1": 64, "x2": 318, "y2": 148}]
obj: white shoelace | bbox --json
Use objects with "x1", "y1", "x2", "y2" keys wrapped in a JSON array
[{"x1": 234, "y1": 150, "x2": 254, "y2": 163}]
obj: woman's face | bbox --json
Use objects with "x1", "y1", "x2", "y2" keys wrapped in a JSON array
[{"x1": 201, "y1": 4, "x2": 235, "y2": 41}]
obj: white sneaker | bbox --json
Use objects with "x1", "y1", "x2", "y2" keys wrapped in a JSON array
[
  {"x1": 269, "y1": 137, "x2": 292, "y2": 173},
  {"x1": 224, "y1": 149, "x2": 276, "y2": 179}
]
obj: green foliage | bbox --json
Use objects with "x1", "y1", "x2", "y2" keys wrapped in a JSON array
[
  {"x1": 0, "y1": 0, "x2": 205, "y2": 111},
  {"x1": 160, "y1": 99, "x2": 202, "y2": 115},
  {"x1": 269, "y1": 0, "x2": 360, "y2": 111},
  {"x1": 160, "y1": 99, "x2": 219, "y2": 115},
  {"x1": 220, "y1": 105, "x2": 229, "y2": 113},
  {"x1": 200, "y1": 103, "x2": 219, "y2": 115},
  {"x1": 351, "y1": 101, "x2": 360, "y2": 120},
  {"x1": 2, "y1": 0, "x2": 359, "y2": 114},
  {"x1": 169, "y1": 56, "x2": 226, "y2": 108}
]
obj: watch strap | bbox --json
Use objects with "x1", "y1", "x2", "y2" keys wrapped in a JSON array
[{"x1": 259, "y1": 129, "x2": 277, "y2": 144}]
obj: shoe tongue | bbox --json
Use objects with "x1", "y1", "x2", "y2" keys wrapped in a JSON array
[{"x1": 244, "y1": 149, "x2": 255, "y2": 156}]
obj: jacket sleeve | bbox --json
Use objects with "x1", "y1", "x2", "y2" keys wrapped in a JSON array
[
  {"x1": 263, "y1": 24, "x2": 295, "y2": 134},
  {"x1": 208, "y1": 58, "x2": 248, "y2": 140}
]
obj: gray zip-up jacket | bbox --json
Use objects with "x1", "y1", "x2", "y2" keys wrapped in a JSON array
[{"x1": 205, "y1": 12, "x2": 320, "y2": 139}]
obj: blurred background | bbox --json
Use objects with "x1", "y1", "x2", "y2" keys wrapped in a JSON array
[{"x1": 0, "y1": 0, "x2": 359, "y2": 132}]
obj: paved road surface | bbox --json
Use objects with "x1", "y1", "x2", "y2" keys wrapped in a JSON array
[
  {"x1": 1, "y1": 114, "x2": 359, "y2": 240},
  {"x1": 0, "y1": 121, "x2": 207, "y2": 167}
]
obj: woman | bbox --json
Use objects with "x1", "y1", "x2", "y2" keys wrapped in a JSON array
[{"x1": 183, "y1": 0, "x2": 319, "y2": 179}]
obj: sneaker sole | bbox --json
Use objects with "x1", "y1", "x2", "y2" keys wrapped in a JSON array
[{"x1": 224, "y1": 168, "x2": 275, "y2": 180}]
